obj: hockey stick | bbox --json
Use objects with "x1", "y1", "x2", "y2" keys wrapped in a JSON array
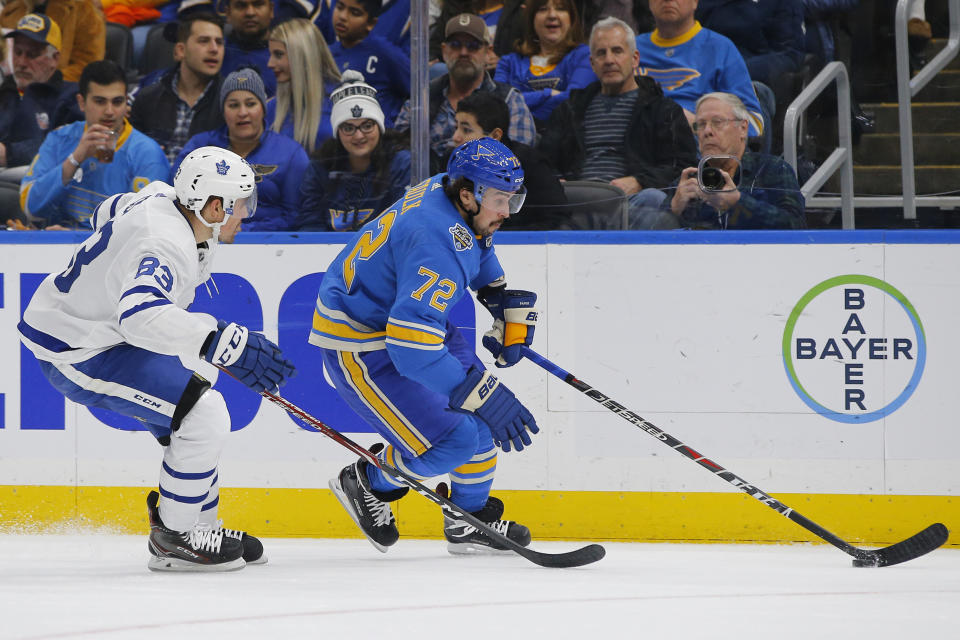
[
  {"x1": 521, "y1": 347, "x2": 948, "y2": 568},
  {"x1": 217, "y1": 367, "x2": 605, "y2": 568}
]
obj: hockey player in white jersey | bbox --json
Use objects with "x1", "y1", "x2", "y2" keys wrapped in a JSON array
[{"x1": 18, "y1": 147, "x2": 296, "y2": 572}]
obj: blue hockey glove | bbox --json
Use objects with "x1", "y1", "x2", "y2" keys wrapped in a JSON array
[
  {"x1": 477, "y1": 287, "x2": 538, "y2": 368},
  {"x1": 203, "y1": 321, "x2": 296, "y2": 393},
  {"x1": 449, "y1": 366, "x2": 539, "y2": 452}
]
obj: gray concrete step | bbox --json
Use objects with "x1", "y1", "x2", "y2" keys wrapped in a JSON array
[
  {"x1": 842, "y1": 166, "x2": 960, "y2": 195},
  {"x1": 914, "y1": 69, "x2": 960, "y2": 101},
  {"x1": 863, "y1": 102, "x2": 959, "y2": 134},
  {"x1": 854, "y1": 133, "x2": 960, "y2": 165}
]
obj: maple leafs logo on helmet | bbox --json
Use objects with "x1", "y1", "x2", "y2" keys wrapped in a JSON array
[{"x1": 175, "y1": 146, "x2": 258, "y2": 230}]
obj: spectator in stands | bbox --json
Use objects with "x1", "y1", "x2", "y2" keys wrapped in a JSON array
[
  {"x1": 695, "y1": 0, "x2": 804, "y2": 91},
  {"x1": 328, "y1": 0, "x2": 410, "y2": 127},
  {"x1": 19, "y1": 60, "x2": 169, "y2": 229},
  {"x1": 431, "y1": 1, "x2": 525, "y2": 71},
  {"x1": 394, "y1": 13, "x2": 536, "y2": 173},
  {"x1": 540, "y1": 17, "x2": 697, "y2": 230},
  {"x1": 452, "y1": 91, "x2": 567, "y2": 230},
  {"x1": 494, "y1": 0, "x2": 595, "y2": 127},
  {"x1": 666, "y1": 92, "x2": 805, "y2": 229},
  {"x1": 296, "y1": 70, "x2": 410, "y2": 231},
  {"x1": 176, "y1": 67, "x2": 309, "y2": 231},
  {"x1": 1, "y1": 0, "x2": 105, "y2": 83},
  {"x1": 267, "y1": 18, "x2": 340, "y2": 154},
  {"x1": 1, "y1": 14, "x2": 79, "y2": 173},
  {"x1": 637, "y1": 0, "x2": 765, "y2": 140},
  {"x1": 130, "y1": 13, "x2": 226, "y2": 165},
  {"x1": 221, "y1": 0, "x2": 278, "y2": 96}
]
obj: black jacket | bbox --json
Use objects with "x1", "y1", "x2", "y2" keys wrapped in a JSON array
[
  {"x1": 129, "y1": 67, "x2": 224, "y2": 161},
  {"x1": 539, "y1": 76, "x2": 698, "y2": 190}
]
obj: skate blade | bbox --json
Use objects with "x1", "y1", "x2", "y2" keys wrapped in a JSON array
[
  {"x1": 147, "y1": 556, "x2": 246, "y2": 572},
  {"x1": 245, "y1": 554, "x2": 268, "y2": 565},
  {"x1": 446, "y1": 541, "x2": 515, "y2": 556},
  {"x1": 328, "y1": 477, "x2": 390, "y2": 554}
]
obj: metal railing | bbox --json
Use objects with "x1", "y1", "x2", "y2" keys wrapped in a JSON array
[
  {"x1": 783, "y1": 61, "x2": 855, "y2": 228},
  {"x1": 786, "y1": 0, "x2": 960, "y2": 223}
]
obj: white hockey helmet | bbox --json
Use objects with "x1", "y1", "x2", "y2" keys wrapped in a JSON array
[{"x1": 174, "y1": 146, "x2": 258, "y2": 227}]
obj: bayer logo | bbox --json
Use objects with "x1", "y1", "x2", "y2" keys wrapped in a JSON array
[{"x1": 782, "y1": 275, "x2": 926, "y2": 423}]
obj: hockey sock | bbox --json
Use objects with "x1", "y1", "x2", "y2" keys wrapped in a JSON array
[
  {"x1": 448, "y1": 425, "x2": 496, "y2": 513},
  {"x1": 158, "y1": 390, "x2": 229, "y2": 531}
]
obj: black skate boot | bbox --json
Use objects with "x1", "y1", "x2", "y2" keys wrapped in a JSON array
[
  {"x1": 329, "y1": 453, "x2": 408, "y2": 552},
  {"x1": 440, "y1": 486, "x2": 532, "y2": 555},
  {"x1": 146, "y1": 490, "x2": 245, "y2": 572},
  {"x1": 220, "y1": 522, "x2": 267, "y2": 565}
]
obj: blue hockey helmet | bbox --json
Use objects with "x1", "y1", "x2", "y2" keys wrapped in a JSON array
[{"x1": 447, "y1": 137, "x2": 526, "y2": 214}]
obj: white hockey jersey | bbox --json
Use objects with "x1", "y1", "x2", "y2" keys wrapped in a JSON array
[{"x1": 19, "y1": 181, "x2": 219, "y2": 365}]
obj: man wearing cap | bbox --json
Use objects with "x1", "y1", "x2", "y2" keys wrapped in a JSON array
[
  {"x1": 1, "y1": 0, "x2": 105, "y2": 83},
  {"x1": 130, "y1": 13, "x2": 226, "y2": 164},
  {"x1": 0, "y1": 13, "x2": 80, "y2": 173},
  {"x1": 19, "y1": 60, "x2": 169, "y2": 229},
  {"x1": 393, "y1": 13, "x2": 536, "y2": 173}
]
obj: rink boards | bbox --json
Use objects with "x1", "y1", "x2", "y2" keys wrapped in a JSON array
[{"x1": 0, "y1": 230, "x2": 957, "y2": 546}]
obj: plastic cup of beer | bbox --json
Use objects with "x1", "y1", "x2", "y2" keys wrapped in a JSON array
[{"x1": 95, "y1": 130, "x2": 118, "y2": 163}]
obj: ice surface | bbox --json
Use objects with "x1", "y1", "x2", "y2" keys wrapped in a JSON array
[{"x1": 1, "y1": 535, "x2": 957, "y2": 639}]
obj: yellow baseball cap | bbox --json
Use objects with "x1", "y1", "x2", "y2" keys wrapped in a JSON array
[{"x1": 4, "y1": 13, "x2": 62, "y2": 52}]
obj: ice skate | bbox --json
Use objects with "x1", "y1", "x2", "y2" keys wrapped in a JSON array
[
  {"x1": 220, "y1": 522, "x2": 267, "y2": 565},
  {"x1": 329, "y1": 456, "x2": 407, "y2": 552},
  {"x1": 146, "y1": 490, "x2": 245, "y2": 572},
  {"x1": 442, "y1": 493, "x2": 532, "y2": 555}
]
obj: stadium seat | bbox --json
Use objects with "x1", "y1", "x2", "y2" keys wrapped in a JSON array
[
  {"x1": 556, "y1": 181, "x2": 628, "y2": 230},
  {"x1": 139, "y1": 22, "x2": 176, "y2": 78},
  {"x1": 104, "y1": 22, "x2": 135, "y2": 78}
]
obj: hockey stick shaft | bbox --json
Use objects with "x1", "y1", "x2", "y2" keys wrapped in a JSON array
[
  {"x1": 521, "y1": 347, "x2": 947, "y2": 567},
  {"x1": 217, "y1": 368, "x2": 605, "y2": 568}
]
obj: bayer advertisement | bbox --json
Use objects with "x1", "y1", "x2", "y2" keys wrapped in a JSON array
[{"x1": 783, "y1": 275, "x2": 925, "y2": 424}]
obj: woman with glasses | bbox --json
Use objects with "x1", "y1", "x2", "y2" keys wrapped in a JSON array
[
  {"x1": 494, "y1": 0, "x2": 595, "y2": 126},
  {"x1": 296, "y1": 71, "x2": 410, "y2": 231},
  {"x1": 266, "y1": 18, "x2": 341, "y2": 154}
]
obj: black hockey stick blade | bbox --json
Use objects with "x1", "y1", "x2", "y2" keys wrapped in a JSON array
[
  {"x1": 375, "y1": 465, "x2": 606, "y2": 569},
  {"x1": 850, "y1": 523, "x2": 949, "y2": 568},
  {"x1": 225, "y1": 370, "x2": 606, "y2": 569}
]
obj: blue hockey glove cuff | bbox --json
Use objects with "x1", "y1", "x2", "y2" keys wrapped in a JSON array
[
  {"x1": 203, "y1": 321, "x2": 296, "y2": 393},
  {"x1": 449, "y1": 366, "x2": 539, "y2": 452}
]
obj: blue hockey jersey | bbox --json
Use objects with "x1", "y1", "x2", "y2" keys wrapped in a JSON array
[
  {"x1": 329, "y1": 34, "x2": 411, "y2": 127},
  {"x1": 636, "y1": 22, "x2": 764, "y2": 136},
  {"x1": 494, "y1": 44, "x2": 595, "y2": 122},
  {"x1": 265, "y1": 95, "x2": 334, "y2": 153},
  {"x1": 176, "y1": 126, "x2": 309, "y2": 231},
  {"x1": 310, "y1": 174, "x2": 503, "y2": 396},
  {"x1": 20, "y1": 120, "x2": 170, "y2": 228}
]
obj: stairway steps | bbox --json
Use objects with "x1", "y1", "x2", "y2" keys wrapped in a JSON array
[
  {"x1": 914, "y1": 70, "x2": 960, "y2": 101},
  {"x1": 862, "y1": 102, "x2": 959, "y2": 134},
  {"x1": 854, "y1": 133, "x2": 960, "y2": 165},
  {"x1": 842, "y1": 166, "x2": 960, "y2": 195}
]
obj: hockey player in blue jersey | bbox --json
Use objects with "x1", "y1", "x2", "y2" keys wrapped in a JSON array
[
  {"x1": 18, "y1": 147, "x2": 296, "y2": 571},
  {"x1": 312, "y1": 137, "x2": 541, "y2": 554}
]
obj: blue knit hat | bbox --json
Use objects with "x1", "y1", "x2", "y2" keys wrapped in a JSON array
[{"x1": 220, "y1": 67, "x2": 267, "y2": 113}]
